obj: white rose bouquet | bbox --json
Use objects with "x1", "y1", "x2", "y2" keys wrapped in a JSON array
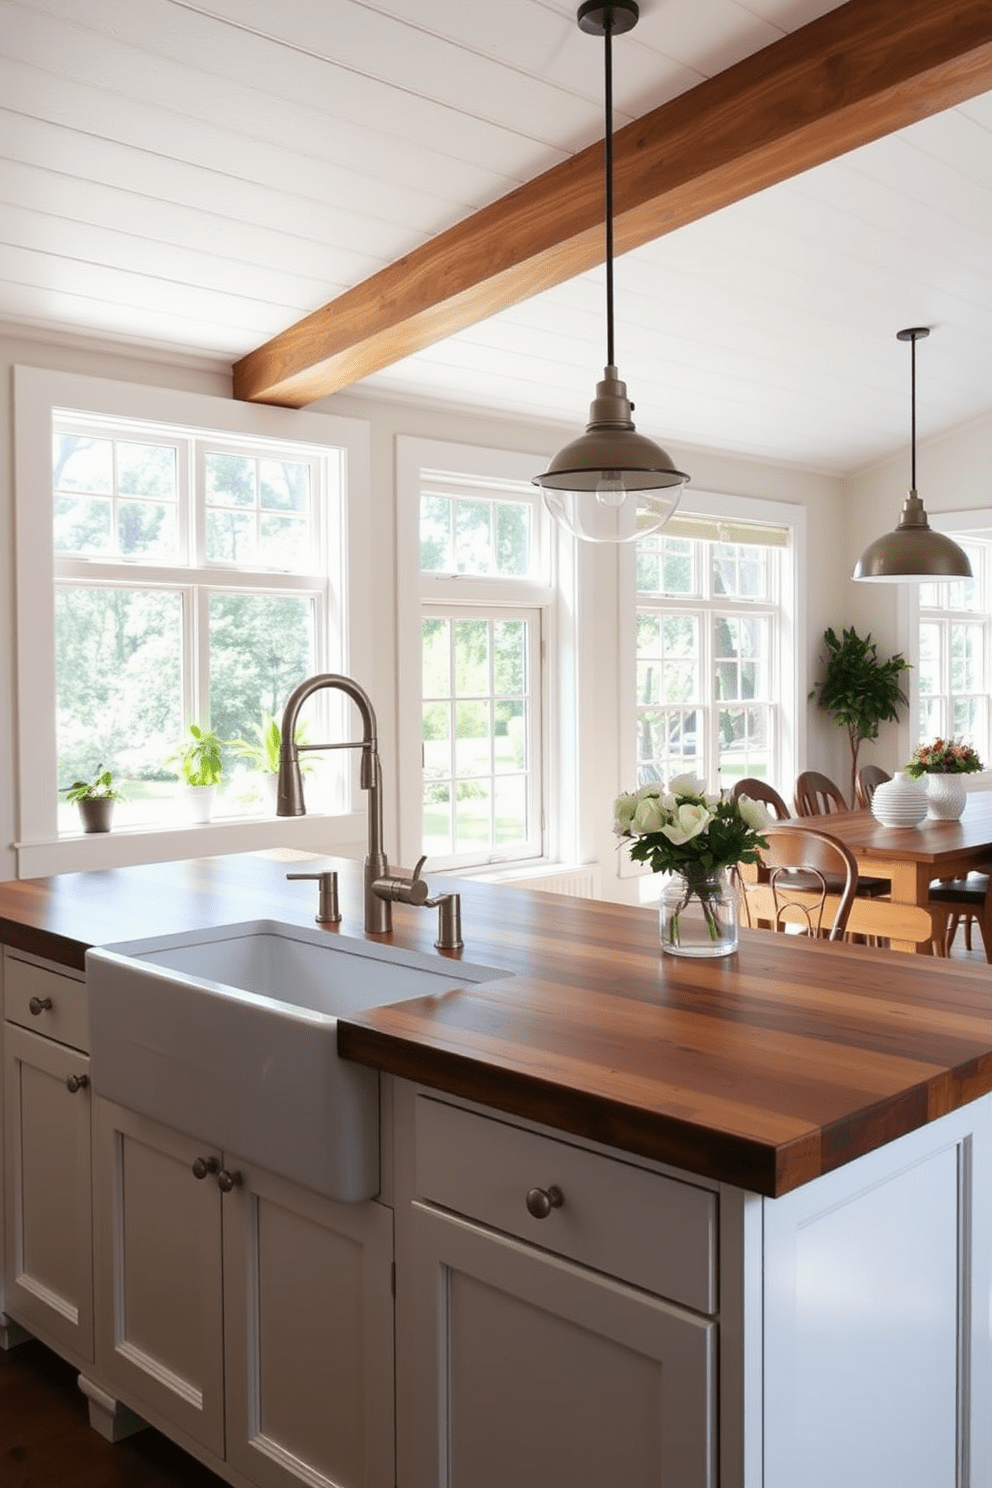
[{"x1": 613, "y1": 774, "x2": 772, "y2": 945}]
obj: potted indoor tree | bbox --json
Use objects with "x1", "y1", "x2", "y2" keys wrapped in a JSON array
[
  {"x1": 168, "y1": 724, "x2": 229, "y2": 824},
  {"x1": 64, "y1": 766, "x2": 124, "y2": 834},
  {"x1": 810, "y1": 626, "x2": 910, "y2": 805}
]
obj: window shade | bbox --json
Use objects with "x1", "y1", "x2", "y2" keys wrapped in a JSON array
[{"x1": 660, "y1": 514, "x2": 791, "y2": 547}]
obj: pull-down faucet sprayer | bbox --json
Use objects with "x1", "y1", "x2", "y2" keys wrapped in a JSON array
[{"x1": 277, "y1": 673, "x2": 391, "y2": 934}]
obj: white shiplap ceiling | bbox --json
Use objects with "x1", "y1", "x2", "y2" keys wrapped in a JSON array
[{"x1": 1, "y1": 0, "x2": 991, "y2": 474}]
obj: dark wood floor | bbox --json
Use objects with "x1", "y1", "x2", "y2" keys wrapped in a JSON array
[{"x1": 0, "y1": 1337, "x2": 226, "y2": 1487}]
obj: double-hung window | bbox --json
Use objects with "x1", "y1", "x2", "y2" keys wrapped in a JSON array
[
  {"x1": 51, "y1": 418, "x2": 332, "y2": 829},
  {"x1": 627, "y1": 499, "x2": 801, "y2": 797},
  {"x1": 14, "y1": 368, "x2": 370, "y2": 875},
  {"x1": 917, "y1": 539, "x2": 990, "y2": 752},
  {"x1": 396, "y1": 439, "x2": 557, "y2": 873}
]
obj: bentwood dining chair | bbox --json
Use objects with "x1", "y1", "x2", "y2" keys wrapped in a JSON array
[
  {"x1": 795, "y1": 769, "x2": 850, "y2": 816},
  {"x1": 730, "y1": 778, "x2": 790, "y2": 820},
  {"x1": 743, "y1": 825, "x2": 860, "y2": 942},
  {"x1": 855, "y1": 764, "x2": 891, "y2": 810},
  {"x1": 793, "y1": 770, "x2": 890, "y2": 901}
]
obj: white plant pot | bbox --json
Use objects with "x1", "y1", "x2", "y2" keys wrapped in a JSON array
[
  {"x1": 181, "y1": 783, "x2": 216, "y2": 824},
  {"x1": 925, "y1": 773, "x2": 967, "y2": 821}
]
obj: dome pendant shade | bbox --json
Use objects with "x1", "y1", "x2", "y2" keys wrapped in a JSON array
[
  {"x1": 535, "y1": 365, "x2": 688, "y2": 542},
  {"x1": 853, "y1": 327, "x2": 971, "y2": 583},
  {"x1": 852, "y1": 491, "x2": 973, "y2": 582}
]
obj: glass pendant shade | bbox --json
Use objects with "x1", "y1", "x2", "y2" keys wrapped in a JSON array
[
  {"x1": 535, "y1": 365, "x2": 688, "y2": 542},
  {"x1": 853, "y1": 327, "x2": 971, "y2": 583}
]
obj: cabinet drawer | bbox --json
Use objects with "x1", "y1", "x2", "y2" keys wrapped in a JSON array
[
  {"x1": 415, "y1": 1096, "x2": 717, "y2": 1314},
  {"x1": 4, "y1": 952, "x2": 88, "y2": 1052}
]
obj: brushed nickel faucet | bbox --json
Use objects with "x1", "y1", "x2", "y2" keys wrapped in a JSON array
[
  {"x1": 277, "y1": 674, "x2": 394, "y2": 933},
  {"x1": 279, "y1": 672, "x2": 464, "y2": 946}
]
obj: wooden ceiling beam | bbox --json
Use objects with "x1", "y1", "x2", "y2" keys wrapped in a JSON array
[{"x1": 233, "y1": 0, "x2": 992, "y2": 408}]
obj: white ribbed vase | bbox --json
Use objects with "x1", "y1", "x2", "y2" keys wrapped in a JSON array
[
  {"x1": 925, "y1": 773, "x2": 967, "y2": 821},
  {"x1": 869, "y1": 771, "x2": 927, "y2": 827}
]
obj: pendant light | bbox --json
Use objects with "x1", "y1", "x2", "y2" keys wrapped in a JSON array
[
  {"x1": 533, "y1": 1, "x2": 688, "y2": 543},
  {"x1": 852, "y1": 328, "x2": 971, "y2": 582}
]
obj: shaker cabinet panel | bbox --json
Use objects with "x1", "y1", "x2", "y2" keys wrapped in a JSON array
[
  {"x1": 3, "y1": 1023, "x2": 93, "y2": 1364},
  {"x1": 223, "y1": 1161, "x2": 395, "y2": 1488},
  {"x1": 403, "y1": 1204, "x2": 716, "y2": 1488},
  {"x1": 92, "y1": 1096, "x2": 396, "y2": 1488},
  {"x1": 92, "y1": 1098, "x2": 226, "y2": 1458}
]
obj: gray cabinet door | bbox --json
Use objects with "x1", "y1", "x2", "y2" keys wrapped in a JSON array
[
  {"x1": 402, "y1": 1201, "x2": 716, "y2": 1488},
  {"x1": 4, "y1": 1022, "x2": 93, "y2": 1365}
]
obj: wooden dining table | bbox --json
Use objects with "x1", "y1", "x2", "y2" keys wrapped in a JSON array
[{"x1": 782, "y1": 788, "x2": 992, "y2": 954}]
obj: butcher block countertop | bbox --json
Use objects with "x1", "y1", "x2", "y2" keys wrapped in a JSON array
[{"x1": 2, "y1": 851, "x2": 992, "y2": 1197}]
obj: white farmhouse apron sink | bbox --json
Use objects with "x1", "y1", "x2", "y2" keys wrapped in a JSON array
[{"x1": 86, "y1": 920, "x2": 508, "y2": 1202}]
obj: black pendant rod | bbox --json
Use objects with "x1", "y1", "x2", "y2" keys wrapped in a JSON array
[
  {"x1": 897, "y1": 326, "x2": 929, "y2": 492},
  {"x1": 603, "y1": 15, "x2": 615, "y2": 368},
  {"x1": 910, "y1": 331, "x2": 917, "y2": 490}
]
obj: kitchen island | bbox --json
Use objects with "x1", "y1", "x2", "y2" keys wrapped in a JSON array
[{"x1": 1, "y1": 851, "x2": 991, "y2": 1487}]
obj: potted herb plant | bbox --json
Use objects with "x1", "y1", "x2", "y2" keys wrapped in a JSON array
[
  {"x1": 810, "y1": 626, "x2": 910, "y2": 805},
  {"x1": 233, "y1": 714, "x2": 317, "y2": 811},
  {"x1": 64, "y1": 766, "x2": 124, "y2": 834},
  {"x1": 167, "y1": 724, "x2": 230, "y2": 824}
]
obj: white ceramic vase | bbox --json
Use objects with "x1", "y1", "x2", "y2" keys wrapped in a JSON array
[
  {"x1": 869, "y1": 771, "x2": 927, "y2": 827},
  {"x1": 925, "y1": 773, "x2": 967, "y2": 821}
]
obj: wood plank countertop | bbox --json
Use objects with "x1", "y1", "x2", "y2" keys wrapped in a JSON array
[{"x1": 3, "y1": 851, "x2": 992, "y2": 1198}]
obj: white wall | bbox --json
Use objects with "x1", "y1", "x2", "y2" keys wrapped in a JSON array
[
  {"x1": 843, "y1": 410, "x2": 992, "y2": 779},
  {"x1": 1, "y1": 333, "x2": 847, "y2": 892}
]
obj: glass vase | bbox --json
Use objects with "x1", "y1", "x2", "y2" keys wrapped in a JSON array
[
  {"x1": 659, "y1": 868, "x2": 739, "y2": 958},
  {"x1": 925, "y1": 773, "x2": 967, "y2": 821}
]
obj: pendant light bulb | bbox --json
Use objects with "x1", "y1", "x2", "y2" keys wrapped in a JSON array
[
  {"x1": 533, "y1": 2, "x2": 688, "y2": 543},
  {"x1": 596, "y1": 473, "x2": 625, "y2": 509},
  {"x1": 853, "y1": 328, "x2": 971, "y2": 583}
]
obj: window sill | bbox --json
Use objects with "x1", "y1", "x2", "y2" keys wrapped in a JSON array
[
  {"x1": 15, "y1": 811, "x2": 367, "y2": 879},
  {"x1": 439, "y1": 861, "x2": 603, "y2": 899}
]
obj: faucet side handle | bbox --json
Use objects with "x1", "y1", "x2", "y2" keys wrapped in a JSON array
[
  {"x1": 286, "y1": 870, "x2": 341, "y2": 923},
  {"x1": 371, "y1": 854, "x2": 430, "y2": 906}
]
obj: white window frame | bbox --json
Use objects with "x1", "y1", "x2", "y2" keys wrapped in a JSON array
[
  {"x1": 395, "y1": 436, "x2": 574, "y2": 876},
  {"x1": 14, "y1": 366, "x2": 372, "y2": 877},
  {"x1": 899, "y1": 509, "x2": 992, "y2": 772},
  {"x1": 420, "y1": 602, "x2": 544, "y2": 870},
  {"x1": 618, "y1": 490, "x2": 805, "y2": 881}
]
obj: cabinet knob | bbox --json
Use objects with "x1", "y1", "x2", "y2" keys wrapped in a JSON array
[
  {"x1": 28, "y1": 996, "x2": 53, "y2": 1016},
  {"x1": 65, "y1": 1073, "x2": 90, "y2": 1094},
  {"x1": 191, "y1": 1156, "x2": 220, "y2": 1181},
  {"x1": 217, "y1": 1168, "x2": 243, "y2": 1193},
  {"x1": 525, "y1": 1185, "x2": 564, "y2": 1220}
]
